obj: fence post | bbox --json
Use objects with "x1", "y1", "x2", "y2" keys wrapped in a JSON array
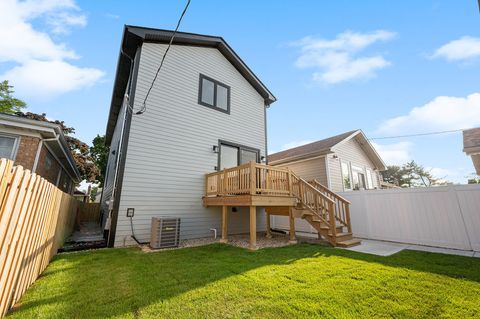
[
  {"x1": 250, "y1": 161, "x2": 256, "y2": 195},
  {"x1": 287, "y1": 169, "x2": 293, "y2": 196},
  {"x1": 223, "y1": 169, "x2": 227, "y2": 195},
  {"x1": 345, "y1": 203, "x2": 352, "y2": 233},
  {"x1": 328, "y1": 201, "x2": 336, "y2": 246}
]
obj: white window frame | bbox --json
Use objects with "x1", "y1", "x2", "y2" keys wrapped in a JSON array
[
  {"x1": 0, "y1": 134, "x2": 20, "y2": 160},
  {"x1": 351, "y1": 164, "x2": 367, "y2": 190},
  {"x1": 340, "y1": 160, "x2": 353, "y2": 191},
  {"x1": 366, "y1": 168, "x2": 374, "y2": 189}
]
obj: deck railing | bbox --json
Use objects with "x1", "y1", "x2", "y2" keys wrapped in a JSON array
[
  {"x1": 205, "y1": 162, "x2": 292, "y2": 197},
  {"x1": 309, "y1": 180, "x2": 352, "y2": 233},
  {"x1": 205, "y1": 163, "x2": 339, "y2": 237}
]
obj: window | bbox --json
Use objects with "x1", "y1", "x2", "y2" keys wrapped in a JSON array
[
  {"x1": 351, "y1": 165, "x2": 366, "y2": 190},
  {"x1": 198, "y1": 74, "x2": 230, "y2": 113},
  {"x1": 219, "y1": 141, "x2": 259, "y2": 170},
  {"x1": 0, "y1": 135, "x2": 18, "y2": 160},
  {"x1": 45, "y1": 152, "x2": 54, "y2": 171},
  {"x1": 341, "y1": 162, "x2": 352, "y2": 191},
  {"x1": 366, "y1": 169, "x2": 374, "y2": 189}
]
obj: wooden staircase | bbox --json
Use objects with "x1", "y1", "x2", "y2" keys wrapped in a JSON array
[{"x1": 267, "y1": 175, "x2": 361, "y2": 248}]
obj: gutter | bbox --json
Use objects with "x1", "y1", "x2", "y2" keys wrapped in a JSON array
[{"x1": 32, "y1": 132, "x2": 81, "y2": 183}]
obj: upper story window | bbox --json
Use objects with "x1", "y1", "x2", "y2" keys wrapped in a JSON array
[
  {"x1": 0, "y1": 135, "x2": 18, "y2": 160},
  {"x1": 198, "y1": 74, "x2": 230, "y2": 114}
]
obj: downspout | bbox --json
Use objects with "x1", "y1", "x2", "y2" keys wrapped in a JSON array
[
  {"x1": 264, "y1": 102, "x2": 269, "y2": 165},
  {"x1": 106, "y1": 47, "x2": 137, "y2": 246},
  {"x1": 110, "y1": 49, "x2": 135, "y2": 206}
]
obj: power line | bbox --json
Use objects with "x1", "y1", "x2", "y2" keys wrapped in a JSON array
[
  {"x1": 369, "y1": 128, "x2": 468, "y2": 140},
  {"x1": 137, "y1": 0, "x2": 191, "y2": 115}
]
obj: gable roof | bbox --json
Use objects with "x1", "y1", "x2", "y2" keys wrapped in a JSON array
[
  {"x1": 105, "y1": 25, "x2": 277, "y2": 145},
  {"x1": 268, "y1": 129, "x2": 387, "y2": 170}
]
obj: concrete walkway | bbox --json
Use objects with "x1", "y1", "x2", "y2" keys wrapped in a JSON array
[
  {"x1": 343, "y1": 239, "x2": 480, "y2": 257},
  {"x1": 69, "y1": 222, "x2": 104, "y2": 242}
]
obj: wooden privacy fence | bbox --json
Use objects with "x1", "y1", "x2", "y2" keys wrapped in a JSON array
[
  {"x1": 77, "y1": 202, "x2": 101, "y2": 223},
  {"x1": 0, "y1": 159, "x2": 78, "y2": 317}
]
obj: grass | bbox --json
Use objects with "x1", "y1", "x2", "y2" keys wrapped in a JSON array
[{"x1": 7, "y1": 243, "x2": 480, "y2": 319}]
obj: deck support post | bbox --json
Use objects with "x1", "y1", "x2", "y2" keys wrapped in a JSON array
[
  {"x1": 249, "y1": 206, "x2": 257, "y2": 250},
  {"x1": 288, "y1": 207, "x2": 297, "y2": 244},
  {"x1": 265, "y1": 211, "x2": 272, "y2": 239},
  {"x1": 220, "y1": 206, "x2": 228, "y2": 243}
]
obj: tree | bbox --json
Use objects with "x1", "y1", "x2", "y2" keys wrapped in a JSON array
[
  {"x1": 382, "y1": 161, "x2": 446, "y2": 188},
  {"x1": 90, "y1": 186, "x2": 99, "y2": 202},
  {"x1": 467, "y1": 174, "x2": 480, "y2": 184},
  {"x1": 90, "y1": 135, "x2": 109, "y2": 185},
  {"x1": 0, "y1": 80, "x2": 26, "y2": 114},
  {"x1": 382, "y1": 165, "x2": 406, "y2": 186},
  {"x1": 15, "y1": 112, "x2": 100, "y2": 182},
  {"x1": 402, "y1": 160, "x2": 445, "y2": 187}
]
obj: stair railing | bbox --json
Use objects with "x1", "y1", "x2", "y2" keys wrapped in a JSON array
[
  {"x1": 289, "y1": 172, "x2": 337, "y2": 241},
  {"x1": 309, "y1": 180, "x2": 352, "y2": 233}
]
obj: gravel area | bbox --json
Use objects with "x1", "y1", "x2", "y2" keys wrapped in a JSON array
[{"x1": 140, "y1": 231, "x2": 329, "y2": 252}]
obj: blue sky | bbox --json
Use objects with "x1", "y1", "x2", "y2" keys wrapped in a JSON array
[{"x1": 1, "y1": 0, "x2": 479, "y2": 183}]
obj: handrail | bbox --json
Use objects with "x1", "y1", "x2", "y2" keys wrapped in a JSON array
[
  {"x1": 289, "y1": 172, "x2": 336, "y2": 239},
  {"x1": 309, "y1": 180, "x2": 351, "y2": 204},
  {"x1": 309, "y1": 179, "x2": 352, "y2": 232}
]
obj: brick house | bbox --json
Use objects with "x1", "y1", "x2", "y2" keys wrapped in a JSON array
[{"x1": 0, "y1": 113, "x2": 80, "y2": 193}]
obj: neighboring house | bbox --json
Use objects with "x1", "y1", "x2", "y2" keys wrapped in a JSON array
[
  {"x1": 0, "y1": 113, "x2": 80, "y2": 194},
  {"x1": 102, "y1": 26, "x2": 276, "y2": 247},
  {"x1": 268, "y1": 130, "x2": 387, "y2": 192},
  {"x1": 463, "y1": 127, "x2": 480, "y2": 175}
]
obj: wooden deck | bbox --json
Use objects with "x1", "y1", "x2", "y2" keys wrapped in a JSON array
[{"x1": 203, "y1": 162, "x2": 360, "y2": 250}]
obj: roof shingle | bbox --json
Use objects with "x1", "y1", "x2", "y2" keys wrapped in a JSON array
[{"x1": 268, "y1": 130, "x2": 358, "y2": 163}]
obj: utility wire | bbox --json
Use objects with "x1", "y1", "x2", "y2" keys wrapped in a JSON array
[
  {"x1": 369, "y1": 128, "x2": 468, "y2": 140},
  {"x1": 137, "y1": 0, "x2": 191, "y2": 115}
]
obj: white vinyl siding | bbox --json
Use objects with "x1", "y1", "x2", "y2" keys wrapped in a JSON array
[
  {"x1": 114, "y1": 43, "x2": 267, "y2": 246},
  {"x1": 328, "y1": 136, "x2": 380, "y2": 192},
  {"x1": 275, "y1": 157, "x2": 328, "y2": 186}
]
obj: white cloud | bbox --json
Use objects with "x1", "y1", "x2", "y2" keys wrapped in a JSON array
[
  {"x1": 371, "y1": 141, "x2": 412, "y2": 165},
  {"x1": 377, "y1": 93, "x2": 480, "y2": 134},
  {"x1": 47, "y1": 11, "x2": 87, "y2": 35},
  {"x1": 0, "y1": 0, "x2": 104, "y2": 98},
  {"x1": 2, "y1": 60, "x2": 104, "y2": 97},
  {"x1": 432, "y1": 36, "x2": 480, "y2": 61},
  {"x1": 292, "y1": 30, "x2": 396, "y2": 84},
  {"x1": 105, "y1": 13, "x2": 120, "y2": 19}
]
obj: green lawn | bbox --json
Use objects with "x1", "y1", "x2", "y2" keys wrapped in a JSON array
[{"x1": 7, "y1": 244, "x2": 480, "y2": 319}]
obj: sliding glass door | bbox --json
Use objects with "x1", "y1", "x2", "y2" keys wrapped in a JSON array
[{"x1": 219, "y1": 141, "x2": 260, "y2": 170}]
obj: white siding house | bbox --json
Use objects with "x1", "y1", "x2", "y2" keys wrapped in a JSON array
[
  {"x1": 269, "y1": 130, "x2": 386, "y2": 193},
  {"x1": 102, "y1": 26, "x2": 276, "y2": 247}
]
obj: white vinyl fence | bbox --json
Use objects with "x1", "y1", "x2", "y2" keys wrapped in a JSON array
[{"x1": 272, "y1": 184, "x2": 480, "y2": 251}]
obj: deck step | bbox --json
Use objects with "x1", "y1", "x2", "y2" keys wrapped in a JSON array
[
  {"x1": 336, "y1": 238, "x2": 362, "y2": 248},
  {"x1": 334, "y1": 232, "x2": 353, "y2": 241}
]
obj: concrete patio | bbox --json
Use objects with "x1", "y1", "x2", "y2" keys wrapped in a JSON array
[{"x1": 343, "y1": 239, "x2": 480, "y2": 258}]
